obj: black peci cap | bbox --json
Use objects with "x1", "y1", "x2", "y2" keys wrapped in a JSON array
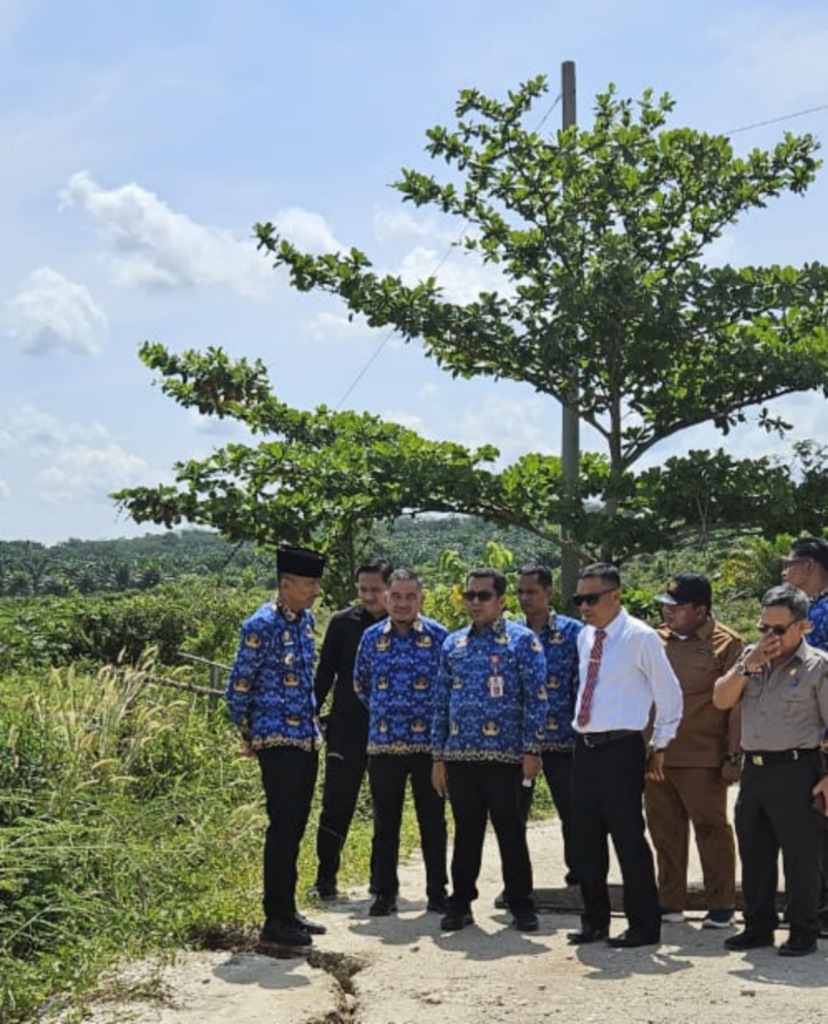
[{"x1": 276, "y1": 545, "x2": 326, "y2": 578}]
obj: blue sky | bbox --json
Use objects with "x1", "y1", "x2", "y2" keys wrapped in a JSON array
[{"x1": 2, "y1": 0, "x2": 828, "y2": 543}]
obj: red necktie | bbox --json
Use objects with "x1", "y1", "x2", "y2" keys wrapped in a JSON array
[{"x1": 577, "y1": 627, "x2": 606, "y2": 728}]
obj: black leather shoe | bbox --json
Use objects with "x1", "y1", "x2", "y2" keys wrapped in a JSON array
[
  {"x1": 427, "y1": 893, "x2": 448, "y2": 913},
  {"x1": 724, "y1": 930, "x2": 775, "y2": 951},
  {"x1": 308, "y1": 883, "x2": 339, "y2": 901},
  {"x1": 259, "y1": 920, "x2": 312, "y2": 947},
  {"x1": 819, "y1": 913, "x2": 828, "y2": 939},
  {"x1": 513, "y1": 911, "x2": 539, "y2": 932},
  {"x1": 567, "y1": 925, "x2": 608, "y2": 945},
  {"x1": 292, "y1": 912, "x2": 326, "y2": 935},
  {"x1": 369, "y1": 895, "x2": 398, "y2": 916},
  {"x1": 779, "y1": 935, "x2": 818, "y2": 957},
  {"x1": 493, "y1": 889, "x2": 508, "y2": 910},
  {"x1": 607, "y1": 929, "x2": 660, "y2": 948},
  {"x1": 440, "y1": 907, "x2": 474, "y2": 931}
]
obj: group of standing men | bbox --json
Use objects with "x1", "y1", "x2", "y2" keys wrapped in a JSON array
[{"x1": 225, "y1": 538, "x2": 828, "y2": 956}]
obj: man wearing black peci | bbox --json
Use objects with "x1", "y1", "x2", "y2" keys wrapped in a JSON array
[
  {"x1": 310, "y1": 560, "x2": 391, "y2": 899},
  {"x1": 567, "y1": 563, "x2": 683, "y2": 949}
]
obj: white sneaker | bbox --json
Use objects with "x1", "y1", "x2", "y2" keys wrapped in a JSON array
[
  {"x1": 701, "y1": 910, "x2": 734, "y2": 929},
  {"x1": 661, "y1": 910, "x2": 685, "y2": 923}
]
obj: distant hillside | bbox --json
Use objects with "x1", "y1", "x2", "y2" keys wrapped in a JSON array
[{"x1": 0, "y1": 518, "x2": 557, "y2": 598}]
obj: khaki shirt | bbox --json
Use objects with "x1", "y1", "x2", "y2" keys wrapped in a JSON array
[
  {"x1": 740, "y1": 640, "x2": 828, "y2": 751},
  {"x1": 657, "y1": 617, "x2": 743, "y2": 767}
]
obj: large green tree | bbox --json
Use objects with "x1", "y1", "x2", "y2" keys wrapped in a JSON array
[{"x1": 115, "y1": 79, "x2": 828, "y2": 565}]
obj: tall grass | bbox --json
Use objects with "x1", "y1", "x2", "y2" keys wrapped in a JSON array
[{"x1": 0, "y1": 656, "x2": 408, "y2": 1023}]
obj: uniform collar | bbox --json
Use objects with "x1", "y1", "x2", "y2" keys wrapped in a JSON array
[
  {"x1": 659, "y1": 615, "x2": 714, "y2": 642},
  {"x1": 526, "y1": 611, "x2": 557, "y2": 636},
  {"x1": 467, "y1": 615, "x2": 507, "y2": 638},
  {"x1": 381, "y1": 616, "x2": 425, "y2": 635},
  {"x1": 274, "y1": 597, "x2": 303, "y2": 622}
]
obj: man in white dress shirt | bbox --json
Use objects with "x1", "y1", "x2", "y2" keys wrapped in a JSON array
[{"x1": 566, "y1": 563, "x2": 683, "y2": 949}]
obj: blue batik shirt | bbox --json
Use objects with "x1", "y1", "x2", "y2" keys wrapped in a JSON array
[
  {"x1": 808, "y1": 591, "x2": 828, "y2": 653},
  {"x1": 354, "y1": 615, "x2": 450, "y2": 755},
  {"x1": 530, "y1": 611, "x2": 583, "y2": 752},
  {"x1": 432, "y1": 616, "x2": 548, "y2": 764},
  {"x1": 225, "y1": 599, "x2": 320, "y2": 752}
]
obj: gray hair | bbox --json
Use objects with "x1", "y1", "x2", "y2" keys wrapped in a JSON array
[{"x1": 761, "y1": 583, "x2": 810, "y2": 620}]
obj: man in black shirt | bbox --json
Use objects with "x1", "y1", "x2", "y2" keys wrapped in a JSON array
[{"x1": 310, "y1": 560, "x2": 391, "y2": 898}]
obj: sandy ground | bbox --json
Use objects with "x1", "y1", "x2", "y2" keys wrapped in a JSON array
[{"x1": 68, "y1": 803, "x2": 828, "y2": 1024}]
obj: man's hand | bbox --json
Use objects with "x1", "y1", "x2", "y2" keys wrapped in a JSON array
[
  {"x1": 432, "y1": 760, "x2": 448, "y2": 798},
  {"x1": 720, "y1": 757, "x2": 742, "y2": 786},
  {"x1": 237, "y1": 739, "x2": 254, "y2": 758},
  {"x1": 522, "y1": 753, "x2": 542, "y2": 783},
  {"x1": 811, "y1": 776, "x2": 828, "y2": 817},
  {"x1": 645, "y1": 749, "x2": 665, "y2": 782}
]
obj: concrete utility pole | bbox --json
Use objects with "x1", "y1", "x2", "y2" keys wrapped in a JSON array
[{"x1": 559, "y1": 60, "x2": 580, "y2": 607}]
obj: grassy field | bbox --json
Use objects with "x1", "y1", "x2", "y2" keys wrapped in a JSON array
[{"x1": 0, "y1": 660, "x2": 405, "y2": 1024}]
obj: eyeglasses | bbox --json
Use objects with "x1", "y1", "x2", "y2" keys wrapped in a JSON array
[
  {"x1": 572, "y1": 588, "x2": 617, "y2": 607},
  {"x1": 757, "y1": 620, "x2": 801, "y2": 637},
  {"x1": 462, "y1": 589, "x2": 496, "y2": 602},
  {"x1": 781, "y1": 557, "x2": 810, "y2": 569}
]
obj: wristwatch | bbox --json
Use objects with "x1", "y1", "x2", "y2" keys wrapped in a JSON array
[{"x1": 735, "y1": 659, "x2": 750, "y2": 676}]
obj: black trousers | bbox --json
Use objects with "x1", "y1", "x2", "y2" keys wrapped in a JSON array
[
  {"x1": 572, "y1": 734, "x2": 660, "y2": 937},
  {"x1": 368, "y1": 752, "x2": 448, "y2": 900},
  {"x1": 315, "y1": 717, "x2": 372, "y2": 888},
  {"x1": 446, "y1": 760, "x2": 534, "y2": 916},
  {"x1": 258, "y1": 745, "x2": 319, "y2": 923},
  {"x1": 520, "y1": 751, "x2": 579, "y2": 884},
  {"x1": 736, "y1": 751, "x2": 824, "y2": 941}
]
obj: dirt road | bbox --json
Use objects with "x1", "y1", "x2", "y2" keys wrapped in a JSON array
[{"x1": 72, "y1": 815, "x2": 827, "y2": 1024}]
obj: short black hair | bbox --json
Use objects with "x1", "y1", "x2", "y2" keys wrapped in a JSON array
[
  {"x1": 387, "y1": 567, "x2": 422, "y2": 590},
  {"x1": 466, "y1": 567, "x2": 507, "y2": 597},
  {"x1": 579, "y1": 562, "x2": 621, "y2": 588},
  {"x1": 518, "y1": 565, "x2": 553, "y2": 588},
  {"x1": 761, "y1": 583, "x2": 809, "y2": 620},
  {"x1": 790, "y1": 537, "x2": 828, "y2": 572},
  {"x1": 356, "y1": 560, "x2": 392, "y2": 583}
]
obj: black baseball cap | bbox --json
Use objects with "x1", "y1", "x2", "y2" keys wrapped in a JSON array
[{"x1": 655, "y1": 571, "x2": 712, "y2": 608}]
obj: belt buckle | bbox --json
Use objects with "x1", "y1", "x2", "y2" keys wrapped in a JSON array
[
  {"x1": 583, "y1": 733, "x2": 597, "y2": 748},
  {"x1": 750, "y1": 754, "x2": 764, "y2": 766}
]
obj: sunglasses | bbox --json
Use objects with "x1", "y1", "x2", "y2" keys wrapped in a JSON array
[
  {"x1": 757, "y1": 620, "x2": 800, "y2": 637},
  {"x1": 463, "y1": 589, "x2": 496, "y2": 602},
  {"x1": 572, "y1": 588, "x2": 617, "y2": 607}
]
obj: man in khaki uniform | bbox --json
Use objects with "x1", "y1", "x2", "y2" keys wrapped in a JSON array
[
  {"x1": 645, "y1": 573, "x2": 743, "y2": 929},
  {"x1": 714, "y1": 583, "x2": 828, "y2": 957}
]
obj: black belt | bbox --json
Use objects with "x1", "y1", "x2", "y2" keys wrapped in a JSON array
[
  {"x1": 743, "y1": 748, "x2": 820, "y2": 767},
  {"x1": 578, "y1": 729, "x2": 640, "y2": 748}
]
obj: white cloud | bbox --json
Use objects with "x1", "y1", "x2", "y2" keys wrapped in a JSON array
[
  {"x1": 373, "y1": 206, "x2": 453, "y2": 244},
  {"x1": 0, "y1": 402, "x2": 109, "y2": 454},
  {"x1": 274, "y1": 207, "x2": 344, "y2": 254},
  {"x1": 303, "y1": 311, "x2": 372, "y2": 341},
  {"x1": 4, "y1": 267, "x2": 107, "y2": 356},
  {"x1": 397, "y1": 245, "x2": 512, "y2": 305},
  {"x1": 60, "y1": 170, "x2": 275, "y2": 295},
  {"x1": 418, "y1": 382, "x2": 440, "y2": 400},
  {"x1": 59, "y1": 172, "x2": 345, "y2": 297},
  {"x1": 0, "y1": 478, "x2": 9, "y2": 501},
  {"x1": 37, "y1": 443, "x2": 152, "y2": 503}
]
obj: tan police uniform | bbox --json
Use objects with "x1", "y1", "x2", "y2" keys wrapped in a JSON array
[{"x1": 736, "y1": 639, "x2": 828, "y2": 944}]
